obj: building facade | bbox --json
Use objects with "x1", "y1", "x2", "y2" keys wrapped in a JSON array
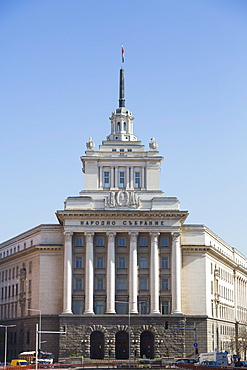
[{"x1": 1, "y1": 68, "x2": 247, "y2": 362}]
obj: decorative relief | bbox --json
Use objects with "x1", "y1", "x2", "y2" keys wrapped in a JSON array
[{"x1": 105, "y1": 191, "x2": 140, "y2": 209}]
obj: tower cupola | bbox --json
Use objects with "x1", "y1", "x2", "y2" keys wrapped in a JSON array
[{"x1": 107, "y1": 68, "x2": 137, "y2": 142}]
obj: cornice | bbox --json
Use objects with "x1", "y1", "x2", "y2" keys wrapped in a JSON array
[
  {"x1": 56, "y1": 209, "x2": 188, "y2": 223},
  {"x1": 181, "y1": 244, "x2": 244, "y2": 271}
]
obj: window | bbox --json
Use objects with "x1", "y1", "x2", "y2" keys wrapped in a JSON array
[
  {"x1": 161, "y1": 257, "x2": 169, "y2": 269},
  {"x1": 97, "y1": 257, "x2": 104, "y2": 269},
  {"x1": 161, "y1": 278, "x2": 169, "y2": 291},
  {"x1": 127, "y1": 149, "x2": 132, "y2": 152},
  {"x1": 97, "y1": 237, "x2": 104, "y2": 247},
  {"x1": 118, "y1": 238, "x2": 126, "y2": 247},
  {"x1": 140, "y1": 237, "x2": 147, "y2": 247},
  {"x1": 140, "y1": 257, "x2": 148, "y2": 269},
  {"x1": 119, "y1": 172, "x2": 125, "y2": 188},
  {"x1": 12, "y1": 285, "x2": 14, "y2": 297},
  {"x1": 161, "y1": 237, "x2": 169, "y2": 247},
  {"x1": 161, "y1": 301, "x2": 169, "y2": 314},
  {"x1": 118, "y1": 278, "x2": 126, "y2": 290},
  {"x1": 28, "y1": 280, "x2": 31, "y2": 293},
  {"x1": 116, "y1": 302, "x2": 128, "y2": 314},
  {"x1": 30, "y1": 240, "x2": 33, "y2": 247},
  {"x1": 117, "y1": 122, "x2": 120, "y2": 131},
  {"x1": 75, "y1": 278, "x2": 82, "y2": 290},
  {"x1": 24, "y1": 242, "x2": 26, "y2": 249},
  {"x1": 95, "y1": 301, "x2": 105, "y2": 314},
  {"x1": 118, "y1": 257, "x2": 126, "y2": 269},
  {"x1": 75, "y1": 238, "x2": 83, "y2": 247},
  {"x1": 26, "y1": 331, "x2": 30, "y2": 344},
  {"x1": 75, "y1": 257, "x2": 83, "y2": 269},
  {"x1": 73, "y1": 300, "x2": 83, "y2": 314},
  {"x1": 139, "y1": 301, "x2": 148, "y2": 314},
  {"x1": 135, "y1": 172, "x2": 141, "y2": 188},
  {"x1": 123, "y1": 122, "x2": 126, "y2": 131},
  {"x1": 112, "y1": 149, "x2": 117, "y2": 152},
  {"x1": 96, "y1": 278, "x2": 104, "y2": 290},
  {"x1": 140, "y1": 278, "x2": 148, "y2": 291},
  {"x1": 16, "y1": 284, "x2": 18, "y2": 296},
  {"x1": 28, "y1": 262, "x2": 32, "y2": 273},
  {"x1": 104, "y1": 171, "x2": 110, "y2": 188},
  {"x1": 120, "y1": 149, "x2": 124, "y2": 152}
]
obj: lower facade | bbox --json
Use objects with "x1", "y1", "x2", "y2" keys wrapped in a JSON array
[{"x1": 2, "y1": 314, "x2": 244, "y2": 363}]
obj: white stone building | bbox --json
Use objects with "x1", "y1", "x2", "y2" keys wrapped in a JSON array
[{"x1": 0, "y1": 68, "x2": 247, "y2": 362}]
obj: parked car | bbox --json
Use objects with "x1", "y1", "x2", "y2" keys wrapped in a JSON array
[
  {"x1": 176, "y1": 359, "x2": 197, "y2": 364},
  {"x1": 201, "y1": 361, "x2": 220, "y2": 366}
]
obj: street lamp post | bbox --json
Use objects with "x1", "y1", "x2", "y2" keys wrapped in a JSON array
[
  {"x1": 0, "y1": 324, "x2": 16, "y2": 366},
  {"x1": 28, "y1": 309, "x2": 41, "y2": 350}
]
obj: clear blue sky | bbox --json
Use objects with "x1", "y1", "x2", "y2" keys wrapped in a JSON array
[{"x1": 0, "y1": 0, "x2": 247, "y2": 255}]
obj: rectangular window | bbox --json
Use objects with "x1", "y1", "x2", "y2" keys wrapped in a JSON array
[
  {"x1": 161, "y1": 301, "x2": 169, "y2": 314},
  {"x1": 116, "y1": 301, "x2": 128, "y2": 314},
  {"x1": 97, "y1": 257, "x2": 104, "y2": 269},
  {"x1": 161, "y1": 278, "x2": 169, "y2": 291},
  {"x1": 73, "y1": 300, "x2": 83, "y2": 314},
  {"x1": 118, "y1": 278, "x2": 126, "y2": 290},
  {"x1": 12, "y1": 285, "x2": 14, "y2": 297},
  {"x1": 134, "y1": 172, "x2": 141, "y2": 188},
  {"x1": 139, "y1": 301, "x2": 148, "y2": 314},
  {"x1": 26, "y1": 331, "x2": 30, "y2": 344},
  {"x1": 211, "y1": 281, "x2": 214, "y2": 294},
  {"x1": 140, "y1": 257, "x2": 148, "y2": 269},
  {"x1": 16, "y1": 284, "x2": 18, "y2": 296},
  {"x1": 97, "y1": 237, "x2": 104, "y2": 247},
  {"x1": 28, "y1": 280, "x2": 31, "y2": 293},
  {"x1": 118, "y1": 257, "x2": 126, "y2": 269},
  {"x1": 140, "y1": 278, "x2": 148, "y2": 291},
  {"x1": 75, "y1": 257, "x2": 83, "y2": 269},
  {"x1": 96, "y1": 278, "x2": 104, "y2": 290},
  {"x1": 104, "y1": 171, "x2": 110, "y2": 188},
  {"x1": 118, "y1": 237, "x2": 126, "y2": 247},
  {"x1": 140, "y1": 237, "x2": 147, "y2": 247},
  {"x1": 75, "y1": 238, "x2": 83, "y2": 246},
  {"x1": 95, "y1": 301, "x2": 105, "y2": 314},
  {"x1": 161, "y1": 237, "x2": 169, "y2": 247},
  {"x1": 75, "y1": 278, "x2": 82, "y2": 290},
  {"x1": 29, "y1": 262, "x2": 32, "y2": 273},
  {"x1": 119, "y1": 172, "x2": 125, "y2": 188},
  {"x1": 161, "y1": 257, "x2": 169, "y2": 269}
]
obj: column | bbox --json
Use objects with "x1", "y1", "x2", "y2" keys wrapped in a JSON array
[
  {"x1": 150, "y1": 232, "x2": 160, "y2": 314},
  {"x1": 111, "y1": 167, "x2": 114, "y2": 188},
  {"x1": 129, "y1": 232, "x2": 138, "y2": 313},
  {"x1": 126, "y1": 166, "x2": 129, "y2": 189},
  {"x1": 115, "y1": 166, "x2": 118, "y2": 188},
  {"x1": 106, "y1": 232, "x2": 116, "y2": 313},
  {"x1": 141, "y1": 167, "x2": 145, "y2": 189},
  {"x1": 84, "y1": 232, "x2": 94, "y2": 314},
  {"x1": 171, "y1": 232, "x2": 182, "y2": 314},
  {"x1": 130, "y1": 166, "x2": 134, "y2": 189},
  {"x1": 62, "y1": 232, "x2": 73, "y2": 314},
  {"x1": 99, "y1": 166, "x2": 103, "y2": 189}
]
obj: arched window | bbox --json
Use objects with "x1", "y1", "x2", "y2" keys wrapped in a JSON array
[{"x1": 117, "y1": 122, "x2": 121, "y2": 131}]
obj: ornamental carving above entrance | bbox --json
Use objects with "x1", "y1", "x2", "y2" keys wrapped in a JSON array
[{"x1": 105, "y1": 190, "x2": 140, "y2": 209}]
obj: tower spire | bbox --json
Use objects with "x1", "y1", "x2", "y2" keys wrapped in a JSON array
[{"x1": 119, "y1": 68, "x2": 125, "y2": 108}]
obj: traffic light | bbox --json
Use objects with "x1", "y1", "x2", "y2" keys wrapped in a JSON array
[
  {"x1": 195, "y1": 348, "x2": 199, "y2": 355},
  {"x1": 165, "y1": 321, "x2": 169, "y2": 330}
]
